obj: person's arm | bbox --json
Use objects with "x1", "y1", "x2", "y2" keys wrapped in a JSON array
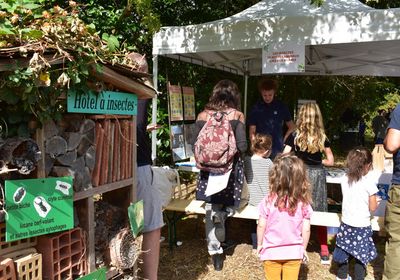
[
  {"x1": 256, "y1": 217, "x2": 267, "y2": 254},
  {"x1": 249, "y1": 125, "x2": 256, "y2": 143},
  {"x1": 283, "y1": 145, "x2": 292, "y2": 154},
  {"x1": 302, "y1": 218, "x2": 311, "y2": 261},
  {"x1": 235, "y1": 112, "x2": 248, "y2": 153},
  {"x1": 369, "y1": 194, "x2": 378, "y2": 212},
  {"x1": 322, "y1": 147, "x2": 334, "y2": 166},
  {"x1": 384, "y1": 127, "x2": 400, "y2": 154},
  {"x1": 283, "y1": 120, "x2": 296, "y2": 142},
  {"x1": 191, "y1": 111, "x2": 207, "y2": 148},
  {"x1": 302, "y1": 218, "x2": 311, "y2": 248}
]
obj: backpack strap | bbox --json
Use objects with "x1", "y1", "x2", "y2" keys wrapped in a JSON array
[{"x1": 202, "y1": 109, "x2": 237, "y2": 122}]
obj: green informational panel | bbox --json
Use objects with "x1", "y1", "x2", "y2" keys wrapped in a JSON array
[
  {"x1": 5, "y1": 177, "x2": 74, "y2": 242},
  {"x1": 67, "y1": 90, "x2": 137, "y2": 115},
  {"x1": 77, "y1": 267, "x2": 106, "y2": 280}
]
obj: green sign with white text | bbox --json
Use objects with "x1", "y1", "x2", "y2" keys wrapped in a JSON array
[
  {"x1": 77, "y1": 267, "x2": 106, "y2": 280},
  {"x1": 67, "y1": 90, "x2": 137, "y2": 115},
  {"x1": 5, "y1": 177, "x2": 74, "y2": 242}
]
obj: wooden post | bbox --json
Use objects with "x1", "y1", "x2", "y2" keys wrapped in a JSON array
[
  {"x1": 35, "y1": 128, "x2": 46, "y2": 178},
  {"x1": 131, "y1": 116, "x2": 137, "y2": 202}
]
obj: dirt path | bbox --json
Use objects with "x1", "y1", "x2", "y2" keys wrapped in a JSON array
[{"x1": 158, "y1": 215, "x2": 385, "y2": 280}]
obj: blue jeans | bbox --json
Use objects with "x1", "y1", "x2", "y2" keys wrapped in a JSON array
[{"x1": 205, "y1": 203, "x2": 227, "y2": 255}]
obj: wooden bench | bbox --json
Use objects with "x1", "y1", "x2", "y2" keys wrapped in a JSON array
[{"x1": 164, "y1": 198, "x2": 384, "y2": 248}]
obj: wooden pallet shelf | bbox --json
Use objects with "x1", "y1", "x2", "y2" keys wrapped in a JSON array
[
  {"x1": 35, "y1": 115, "x2": 137, "y2": 277},
  {"x1": 73, "y1": 178, "x2": 134, "y2": 201}
]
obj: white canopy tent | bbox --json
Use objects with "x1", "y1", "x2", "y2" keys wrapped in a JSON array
[{"x1": 151, "y1": 0, "x2": 400, "y2": 159}]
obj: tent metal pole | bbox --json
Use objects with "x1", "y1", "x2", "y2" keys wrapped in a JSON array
[
  {"x1": 244, "y1": 74, "x2": 248, "y2": 118},
  {"x1": 243, "y1": 60, "x2": 249, "y2": 118},
  {"x1": 152, "y1": 55, "x2": 158, "y2": 162}
]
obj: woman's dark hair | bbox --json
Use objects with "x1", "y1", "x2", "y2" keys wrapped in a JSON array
[
  {"x1": 205, "y1": 79, "x2": 241, "y2": 111},
  {"x1": 346, "y1": 147, "x2": 373, "y2": 185}
]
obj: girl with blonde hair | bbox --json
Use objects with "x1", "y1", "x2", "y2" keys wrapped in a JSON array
[
  {"x1": 257, "y1": 154, "x2": 313, "y2": 279},
  {"x1": 283, "y1": 102, "x2": 334, "y2": 264}
]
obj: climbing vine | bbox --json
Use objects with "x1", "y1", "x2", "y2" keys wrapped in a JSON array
[{"x1": 0, "y1": 0, "x2": 139, "y2": 137}]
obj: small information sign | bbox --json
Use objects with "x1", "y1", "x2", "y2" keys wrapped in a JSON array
[
  {"x1": 262, "y1": 41, "x2": 305, "y2": 74},
  {"x1": 77, "y1": 267, "x2": 106, "y2": 280},
  {"x1": 67, "y1": 90, "x2": 137, "y2": 115},
  {"x1": 5, "y1": 177, "x2": 74, "y2": 242}
]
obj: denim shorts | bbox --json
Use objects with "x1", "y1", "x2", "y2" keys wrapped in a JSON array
[{"x1": 137, "y1": 165, "x2": 164, "y2": 232}]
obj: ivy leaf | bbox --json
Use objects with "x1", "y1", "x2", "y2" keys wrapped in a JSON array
[
  {"x1": 20, "y1": 3, "x2": 41, "y2": 10},
  {"x1": 0, "y1": 27, "x2": 15, "y2": 35},
  {"x1": 87, "y1": 23, "x2": 96, "y2": 33},
  {"x1": 0, "y1": 22, "x2": 15, "y2": 35},
  {"x1": 8, "y1": 113, "x2": 23, "y2": 124},
  {"x1": 21, "y1": 29, "x2": 43, "y2": 39},
  {"x1": 0, "y1": 89, "x2": 20, "y2": 105},
  {"x1": 0, "y1": 2, "x2": 11, "y2": 9},
  {"x1": 102, "y1": 33, "x2": 119, "y2": 52},
  {"x1": 17, "y1": 123, "x2": 29, "y2": 137}
]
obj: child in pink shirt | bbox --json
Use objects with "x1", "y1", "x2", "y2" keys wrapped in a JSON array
[{"x1": 257, "y1": 153, "x2": 313, "y2": 279}]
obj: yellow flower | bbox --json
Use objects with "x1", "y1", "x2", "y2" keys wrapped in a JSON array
[{"x1": 39, "y1": 72, "x2": 51, "y2": 87}]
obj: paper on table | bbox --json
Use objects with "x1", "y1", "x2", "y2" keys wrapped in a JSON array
[{"x1": 205, "y1": 170, "x2": 232, "y2": 197}]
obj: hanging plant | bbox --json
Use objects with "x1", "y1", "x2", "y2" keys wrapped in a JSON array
[{"x1": 0, "y1": 0, "x2": 141, "y2": 137}]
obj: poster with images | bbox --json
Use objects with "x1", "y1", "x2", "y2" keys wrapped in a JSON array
[
  {"x1": 184, "y1": 123, "x2": 196, "y2": 158},
  {"x1": 182, "y1": 86, "x2": 195, "y2": 121},
  {"x1": 171, "y1": 124, "x2": 186, "y2": 161},
  {"x1": 168, "y1": 84, "x2": 183, "y2": 121},
  {"x1": 5, "y1": 177, "x2": 74, "y2": 242}
]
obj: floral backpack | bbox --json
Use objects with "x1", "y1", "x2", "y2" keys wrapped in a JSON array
[{"x1": 194, "y1": 110, "x2": 237, "y2": 174}]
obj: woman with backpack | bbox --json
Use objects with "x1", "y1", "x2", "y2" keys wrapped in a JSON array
[{"x1": 193, "y1": 79, "x2": 247, "y2": 271}]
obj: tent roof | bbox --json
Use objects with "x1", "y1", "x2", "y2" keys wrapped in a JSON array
[{"x1": 153, "y1": 0, "x2": 400, "y2": 76}]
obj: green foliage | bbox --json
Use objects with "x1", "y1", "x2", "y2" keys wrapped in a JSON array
[
  {"x1": 361, "y1": 0, "x2": 400, "y2": 8},
  {"x1": 308, "y1": 0, "x2": 400, "y2": 8},
  {"x1": 309, "y1": 0, "x2": 325, "y2": 6},
  {"x1": 2, "y1": 0, "x2": 400, "y2": 158},
  {"x1": 0, "y1": 0, "x2": 140, "y2": 137}
]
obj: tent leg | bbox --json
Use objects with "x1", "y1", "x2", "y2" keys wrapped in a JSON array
[
  {"x1": 152, "y1": 55, "x2": 158, "y2": 162},
  {"x1": 243, "y1": 60, "x2": 249, "y2": 118},
  {"x1": 244, "y1": 74, "x2": 248, "y2": 118}
]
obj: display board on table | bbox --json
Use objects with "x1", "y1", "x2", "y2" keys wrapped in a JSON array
[{"x1": 168, "y1": 83, "x2": 196, "y2": 162}]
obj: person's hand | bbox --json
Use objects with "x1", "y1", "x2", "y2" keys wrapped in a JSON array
[
  {"x1": 257, "y1": 245, "x2": 263, "y2": 255},
  {"x1": 146, "y1": 123, "x2": 161, "y2": 132},
  {"x1": 302, "y1": 252, "x2": 309, "y2": 264}
]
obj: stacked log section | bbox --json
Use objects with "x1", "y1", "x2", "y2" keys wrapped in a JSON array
[
  {"x1": 44, "y1": 117, "x2": 95, "y2": 192},
  {"x1": 92, "y1": 117, "x2": 134, "y2": 187},
  {"x1": 43, "y1": 115, "x2": 134, "y2": 190}
]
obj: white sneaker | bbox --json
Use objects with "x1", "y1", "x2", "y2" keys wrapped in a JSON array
[
  {"x1": 336, "y1": 276, "x2": 352, "y2": 280},
  {"x1": 320, "y1": 255, "x2": 330, "y2": 265}
]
